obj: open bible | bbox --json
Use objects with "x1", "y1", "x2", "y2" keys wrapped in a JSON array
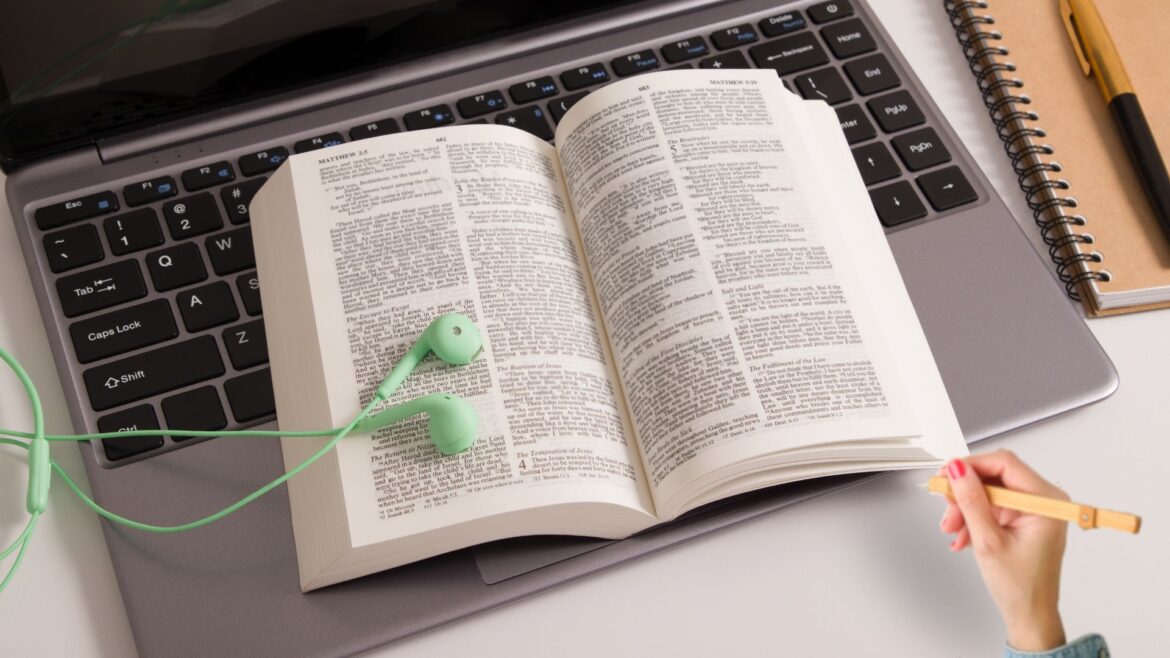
[{"x1": 249, "y1": 69, "x2": 967, "y2": 591}]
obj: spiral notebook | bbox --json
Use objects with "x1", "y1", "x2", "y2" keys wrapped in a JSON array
[{"x1": 945, "y1": 0, "x2": 1170, "y2": 316}]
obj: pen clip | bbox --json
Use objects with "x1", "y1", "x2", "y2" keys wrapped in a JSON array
[{"x1": 1059, "y1": 0, "x2": 1093, "y2": 77}]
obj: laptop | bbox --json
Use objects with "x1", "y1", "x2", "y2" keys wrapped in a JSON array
[{"x1": 0, "y1": 0, "x2": 1117, "y2": 655}]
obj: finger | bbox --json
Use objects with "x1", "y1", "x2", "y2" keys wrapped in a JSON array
[
  {"x1": 965, "y1": 450, "x2": 1068, "y2": 500},
  {"x1": 994, "y1": 505, "x2": 1021, "y2": 528},
  {"x1": 941, "y1": 503, "x2": 966, "y2": 534},
  {"x1": 950, "y1": 526, "x2": 970, "y2": 552},
  {"x1": 945, "y1": 458, "x2": 1006, "y2": 555}
]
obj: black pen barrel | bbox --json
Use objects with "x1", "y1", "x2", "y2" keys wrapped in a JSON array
[{"x1": 1110, "y1": 92, "x2": 1170, "y2": 240}]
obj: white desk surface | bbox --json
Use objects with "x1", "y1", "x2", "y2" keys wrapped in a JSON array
[{"x1": 1, "y1": 1, "x2": 1166, "y2": 655}]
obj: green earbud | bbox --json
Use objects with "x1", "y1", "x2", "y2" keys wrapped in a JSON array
[
  {"x1": 356, "y1": 393, "x2": 478, "y2": 455},
  {"x1": 375, "y1": 313, "x2": 484, "y2": 401}
]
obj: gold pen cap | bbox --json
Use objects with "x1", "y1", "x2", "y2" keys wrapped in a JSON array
[{"x1": 1060, "y1": 0, "x2": 1135, "y2": 100}]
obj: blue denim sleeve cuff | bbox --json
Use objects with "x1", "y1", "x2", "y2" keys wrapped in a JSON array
[{"x1": 1003, "y1": 633, "x2": 1109, "y2": 658}]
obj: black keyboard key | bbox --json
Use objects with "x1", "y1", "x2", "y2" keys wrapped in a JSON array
[
  {"x1": 457, "y1": 90, "x2": 508, "y2": 118},
  {"x1": 869, "y1": 180, "x2": 928, "y2": 227},
  {"x1": 69, "y1": 299, "x2": 178, "y2": 364},
  {"x1": 176, "y1": 281, "x2": 238, "y2": 332},
  {"x1": 44, "y1": 224, "x2": 104, "y2": 273},
  {"x1": 917, "y1": 166, "x2": 978, "y2": 211},
  {"x1": 844, "y1": 53, "x2": 901, "y2": 96},
  {"x1": 349, "y1": 118, "x2": 400, "y2": 141},
  {"x1": 236, "y1": 272, "x2": 262, "y2": 315},
  {"x1": 83, "y1": 336, "x2": 225, "y2": 411},
  {"x1": 219, "y1": 178, "x2": 267, "y2": 225},
  {"x1": 224, "y1": 368, "x2": 276, "y2": 422},
  {"x1": 294, "y1": 132, "x2": 344, "y2": 153},
  {"x1": 162, "y1": 386, "x2": 227, "y2": 441},
  {"x1": 223, "y1": 319, "x2": 268, "y2": 369},
  {"x1": 146, "y1": 242, "x2": 207, "y2": 292},
  {"x1": 699, "y1": 51, "x2": 751, "y2": 70},
  {"x1": 238, "y1": 147, "x2": 289, "y2": 176},
  {"x1": 509, "y1": 77, "x2": 559, "y2": 104},
  {"x1": 495, "y1": 106, "x2": 554, "y2": 140},
  {"x1": 820, "y1": 18, "x2": 875, "y2": 59},
  {"x1": 835, "y1": 104, "x2": 877, "y2": 144},
  {"x1": 808, "y1": 0, "x2": 854, "y2": 24},
  {"x1": 711, "y1": 24, "x2": 758, "y2": 50},
  {"x1": 56, "y1": 260, "x2": 146, "y2": 318},
  {"x1": 794, "y1": 67, "x2": 852, "y2": 105},
  {"x1": 97, "y1": 405, "x2": 163, "y2": 461},
  {"x1": 181, "y1": 161, "x2": 234, "y2": 191},
  {"x1": 611, "y1": 50, "x2": 660, "y2": 77},
  {"x1": 561, "y1": 63, "x2": 609, "y2": 91},
  {"x1": 104, "y1": 208, "x2": 164, "y2": 256},
  {"x1": 661, "y1": 37, "x2": 709, "y2": 63},
  {"x1": 748, "y1": 32, "x2": 829, "y2": 75},
  {"x1": 549, "y1": 92, "x2": 589, "y2": 124},
  {"x1": 851, "y1": 142, "x2": 901, "y2": 186},
  {"x1": 867, "y1": 90, "x2": 925, "y2": 133},
  {"x1": 163, "y1": 193, "x2": 222, "y2": 239},
  {"x1": 123, "y1": 176, "x2": 178, "y2": 207},
  {"x1": 35, "y1": 191, "x2": 118, "y2": 230},
  {"x1": 205, "y1": 227, "x2": 255, "y2": 275},
  {"x1": 403, "y1": 105, "x2": 455, "y2": 131},
  {"x1": 891, "y1": 128, "x2": 952, "y2": 171},
  {"x1": 759, "y1": 11, "x2": 807, "y2": 38}
]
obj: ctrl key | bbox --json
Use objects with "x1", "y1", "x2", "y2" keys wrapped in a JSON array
[{"x1": 97, "y1": 405, "x2": 163, "y2": 461}]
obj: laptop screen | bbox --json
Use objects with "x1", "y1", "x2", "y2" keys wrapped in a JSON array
[{"x1": 0, "y1": 0, "x2": 640, "y2": 171}]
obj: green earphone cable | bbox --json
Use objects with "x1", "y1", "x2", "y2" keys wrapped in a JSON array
[
  {"x1": 1, "y1": 311, "x2": 483, "y2": 593},
  {"x1": 0, "y1": 344, "x2": 381, "y2": 592}
]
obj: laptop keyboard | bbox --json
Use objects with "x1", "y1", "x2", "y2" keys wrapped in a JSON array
[{"x1": 30, "y1": 0, "x2": 980, "y2": 466}]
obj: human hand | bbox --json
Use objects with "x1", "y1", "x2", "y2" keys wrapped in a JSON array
[{"x1": 938, "y1": 450, "x2": 1069, "y2": 652}]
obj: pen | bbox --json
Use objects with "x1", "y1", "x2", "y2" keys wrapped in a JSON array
[
  {"x1": 1060, "y1": 0, "x2": 1170, "y2": 245},
  {"x1": 923, "y1": 476, "x2": 1141, "y2": 534}
]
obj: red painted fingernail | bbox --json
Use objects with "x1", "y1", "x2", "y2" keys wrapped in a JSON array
[{"x1": 947, "y1": 459, "x2": 966, "y2": 479}]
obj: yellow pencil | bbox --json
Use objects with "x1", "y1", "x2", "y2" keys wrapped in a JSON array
[{"x1": 924, "y1": 476, "x2": 1141, "y2": 534}]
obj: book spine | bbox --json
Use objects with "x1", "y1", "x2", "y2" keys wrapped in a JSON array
[{"x1": 943, "y1": 0, "x2": 1111, "y2": 301}]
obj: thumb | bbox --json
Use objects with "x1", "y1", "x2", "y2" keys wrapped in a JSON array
[{"x1": 946, "y1": 458, "x2": 1005, "y2": 554}]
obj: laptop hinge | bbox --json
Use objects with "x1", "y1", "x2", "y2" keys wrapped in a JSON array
[{"x1": 96, "y1": 0, "x2": 721, "y2": 164}]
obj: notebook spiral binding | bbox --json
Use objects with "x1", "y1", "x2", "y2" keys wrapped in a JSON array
[{"x1": 943, "y1": 0, "x2": 1111, "y2": 301}]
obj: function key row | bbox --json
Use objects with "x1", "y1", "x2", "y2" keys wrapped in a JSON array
[{"x1": 33, "y1": 0, "x2": 863, "y2": 233}]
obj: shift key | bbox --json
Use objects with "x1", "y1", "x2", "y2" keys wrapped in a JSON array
[{"x1": 83, "y1": 336, "x2": 224, "y2": 411}]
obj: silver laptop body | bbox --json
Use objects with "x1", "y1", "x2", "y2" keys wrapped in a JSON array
[{"x1": 2, "y1": 1, "x2": 1115, "y2": 655}]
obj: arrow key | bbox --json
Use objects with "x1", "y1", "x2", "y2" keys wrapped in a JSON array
[
  {"x1": 868, "y1": 180, "x2": 927, "y2": 227},
  {"x1": 851, "y1": 141, "x2": 901, "y2": 186},
  {"x1": 43, "y1": 223, "x2": 104, "y2": 273},
  {"x1": 917, "y1": 166, "x2": 978, "y2": 211}
]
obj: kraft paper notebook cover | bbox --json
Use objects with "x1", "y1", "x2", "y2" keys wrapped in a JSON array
[{"x1": 945, "y1": 0, "x2": 1170, "y2": 316}]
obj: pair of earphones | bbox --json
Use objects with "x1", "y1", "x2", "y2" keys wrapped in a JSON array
[{"x1": 0, "y1": 312, "x2": 484, "y2": 594}]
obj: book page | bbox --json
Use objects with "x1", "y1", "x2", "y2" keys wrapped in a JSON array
[
  {"x1": 555, "y1": 71, "x2": 926, "y2": 517},
  {"x1": 284, "y1": 126, "x2": 655, "y2": 550}
]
